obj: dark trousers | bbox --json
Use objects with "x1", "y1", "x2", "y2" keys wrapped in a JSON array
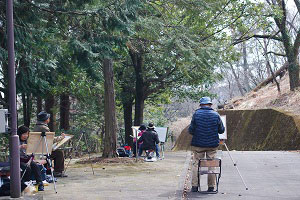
[
  {"x1": 50, "y1": 150, "x2": 65, "y2": 172},
  {"x1": 20, "y1": 161, "x2": 42, "y2": 183}
]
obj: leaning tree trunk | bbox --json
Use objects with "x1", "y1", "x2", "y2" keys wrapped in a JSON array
[
  {"x1": 59, "y1": 93, "x2": 70, "y2": 131},
  {"x1": 102, "y1": 58, "x2": 117, "y2": 158},
  {"x1": 45, "y1": 94, "x2": 57, "y2": 132}
]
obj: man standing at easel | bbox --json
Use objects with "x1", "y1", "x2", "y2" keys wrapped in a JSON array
[
  {"x1": 33, "y1": 111, "x2": 67, "y2": 177},
  {"x1": 188, "y1": 97, "x2": 225, "y2": 192}
]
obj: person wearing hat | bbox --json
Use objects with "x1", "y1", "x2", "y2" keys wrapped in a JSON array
[
  {"x1": 137, "y1": 123, "x2": 159, "y2": 157},
  {"x1": 146, "y1": 123, "x2": 161, "y2": 158},
  {"x1": 33, "y1": 111, "x2": 67, "y2": 177},
  {"x1": 188, "y1": 97, "x2": 225, "y2": 193}
]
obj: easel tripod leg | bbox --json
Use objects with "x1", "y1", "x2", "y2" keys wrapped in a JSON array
[
  {"x1": 64, "y1": 132, "x2": 84, "y2": 174},
  {"x1": 43, "y1": 136, "x2": 57, "y2": 193},
  {"x1": 63, "y1": 132, "x2": 94, "y2": 175},
  {"x1": 223, "y1": 142, "x2": 248, "y2": 190}
]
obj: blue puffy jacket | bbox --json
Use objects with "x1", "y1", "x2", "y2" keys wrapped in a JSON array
[{"x1": 188, "y1": 106, "x2": 225, "y2": 148}]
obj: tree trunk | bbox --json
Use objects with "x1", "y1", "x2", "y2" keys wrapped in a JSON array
[
  {"x1": 102, "y1": 58, "x2": 117, "y2": 158},
  {"x1": 129, "y1": 50, "x2": 145, "y2": 125},
  {"x1": 45, "y1": 94, "x2": 57, "y2": 132},
  {"x1": 287, "y1": 58, "x2": 300, "y2": 91},
  {"x1": 271, "y1": 0, "x2": 300, "y2": 90},
  {"x1": 123, "y1": 100, "x2": 133, "y2": 146},
  {"x1": 253, "y1": 63, "x2": 288, "y2": 92},
  {"x1": 22, "y1": 93, "x2": 28, "y2": 127},
  {"x1": 242, "y1": 42, "x2": 250, "y2": 91},
  {"x1": 22, "y1": 93, "x2": 32, "y2": 127},
  {"x1": 36, "y1": 96, "x2": 43, "y2": 114},
  {"x1": 1, "y1": 63, "x2": 9, "y2": 108},
  {"x1": 229, "y1": 63, "x2": 245, "y2": 96},
  {"x1": 263, "y1": 38, "x2": 281, "y2": 93},
  {"x1": 0, "y1": 29, "x2": 8, "y2": 108},
  {"x1": 26, "y1": 93, "x2": 32, "y2": 127},
  {"x1": 59, "y1": 93, "x2": 70, "y2": 131}
]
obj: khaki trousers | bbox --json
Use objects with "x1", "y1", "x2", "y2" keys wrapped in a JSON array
[{"x1": 191, "y1": 146, "x2": 218, "y2": 187}]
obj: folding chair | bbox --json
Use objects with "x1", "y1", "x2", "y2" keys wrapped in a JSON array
[{"x1": 198, "y1": 158, "x2": 221, "y2": 194}]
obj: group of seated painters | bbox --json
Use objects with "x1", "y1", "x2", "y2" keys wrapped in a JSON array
[
  {"x1": 132, "y1": 123, "x2": 160, "y2": 158},
  {"x1": 1, "y1": 114, "x2": 163, "y2": 195},
  {"x1": 0, "y1": 111, "x2": 68, "y2": 194}
]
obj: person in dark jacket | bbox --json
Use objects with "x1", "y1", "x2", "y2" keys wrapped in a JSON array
[
  {"x1": 33, "y1": 111, "x2": 67, "y2": 177},
  {"x1": 188, "y1": 97, "x2": 225, "y2": 192},
  {"x1": 137, "y1": 123, "x2": 160, "y2": 156},
  {"x1": 18, "y1": 125, "x2": 45, "y2": 191}
]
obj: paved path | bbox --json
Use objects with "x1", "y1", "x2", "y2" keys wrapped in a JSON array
[
  {"x1": 187, "y1": 151, "x2": 300, "y2": 200},
  {"x1": 37, "y1": 151, "x2": 300, "y2": 200}
]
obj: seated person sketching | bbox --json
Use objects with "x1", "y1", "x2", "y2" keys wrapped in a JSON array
[
  {"x1": 133, "y1": 124, "x2": 146, "y2": 157},
  {"x1": 137, "y1": 123, "x2": 160, "y2": 157},
  {"x1": 18, "y1": 125, "x2": 45, "y2": 191},
  {"x1": 33, "y1": 111, "x2": 67, "y2": 177}
]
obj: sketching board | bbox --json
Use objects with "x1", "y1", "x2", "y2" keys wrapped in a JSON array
[
  {"x1": 219, "y1": 115, "x2": 227, "y2": 140},
  {"x1": 26, "y1": 132, "x2": 55, "y2": 154},
  {"x1": 132, "y1": 126, "x2": 169, "y2": 142},
  {"x1": 52, "y1": 134, "x2": 74, "y2": 151}
]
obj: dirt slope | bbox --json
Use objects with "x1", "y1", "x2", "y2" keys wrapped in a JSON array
[{"x1": 226, "y1": 72, "x2": 300, "y2": 115}]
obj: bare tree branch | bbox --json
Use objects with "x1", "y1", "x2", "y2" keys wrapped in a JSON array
[
  {"x1": 287, "y1": 11, "x2": 299, "y2": 33},
  {"x1": 200, "y1": 4, "x2": 247, "y2": 42},
  {"x1": 266, "y1": 51, "x2": 286, "y2": 56},
  {"x1": 197, "y1": 0, "x2": 233, "y2": 36},
  {"x1": 287, "y1": 20, "x2": 298, "y2": 32},
  {"x1": 252, "y1": 34, "x2": 282, "y2": 41},
  {"x1": 294, "y1": 0, "x2": 300, "y2": 13},
  {"x1": 232, "y1": 32, "x2": 282, "y2": 45}
]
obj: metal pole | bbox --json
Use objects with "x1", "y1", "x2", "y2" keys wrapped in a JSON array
[
  {"x1": 224, "y1": 142, "x2": 248, "y2": 190},
  {"x1": 6, "y1": 0, "x2": 21, "y2": 197},
  {"x1": 135, "y1": 130, "x2": 138, "y2": 163}
]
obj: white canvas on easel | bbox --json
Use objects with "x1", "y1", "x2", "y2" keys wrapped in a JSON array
[
  {"x1": 131, "y1": 126, "x2": 168, "y2": 159},
  {"x1": 131, "y1": 126, "x2": 169, "y2": 142},
  {"x1": 26, "y1": 132, "x2": 55, "y2": 154}
]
